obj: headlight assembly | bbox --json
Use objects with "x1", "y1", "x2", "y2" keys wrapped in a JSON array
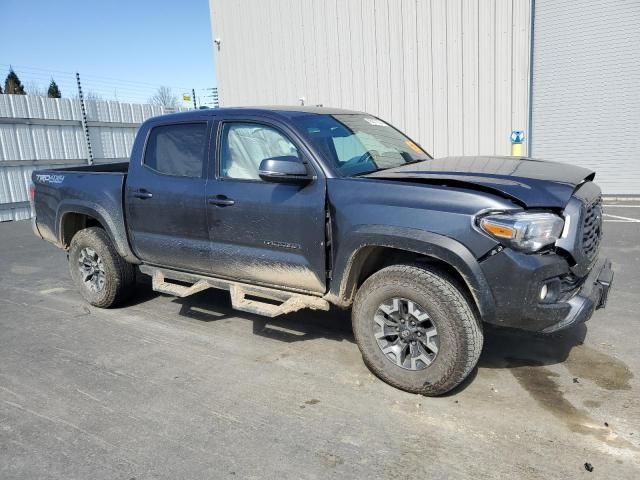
[{"x1": 478, "y1": 212, "x2": 564, "y2": 252}]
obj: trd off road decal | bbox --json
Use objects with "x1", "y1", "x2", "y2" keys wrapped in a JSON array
[{"x1": 35, "y1": 174, "x2": 65, "y2": 184}]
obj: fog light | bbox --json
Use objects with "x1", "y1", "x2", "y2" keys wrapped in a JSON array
[{"x1": 540, "y1": 284, "x2": 548, "y2": 300}]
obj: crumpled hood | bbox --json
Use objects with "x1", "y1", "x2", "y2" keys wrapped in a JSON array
[{"x1": 364, "y1": 156, "x2": 595, "y2": 208}]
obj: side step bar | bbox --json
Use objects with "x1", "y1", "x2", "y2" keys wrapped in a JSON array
[{"x1": 140, "y1": 266, "x2": 330, "y2": 318}]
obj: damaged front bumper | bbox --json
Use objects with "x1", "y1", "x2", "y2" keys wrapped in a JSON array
[
  {"x1": 480, "y1": 249, "x2": 614, "y2": 333},
  {"x1": 541, "y1": 258, "x2": 613, "y2": 333}
]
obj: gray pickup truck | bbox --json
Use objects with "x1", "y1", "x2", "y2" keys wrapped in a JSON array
[{"x1": 31, "y1": 107, "x2": 613, "y2": 395}]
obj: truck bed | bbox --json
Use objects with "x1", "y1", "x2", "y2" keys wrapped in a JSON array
[
  {"x1": 32, "y1": 163, "x2": 134, "y2": 262},
  {"x1": 51, "y1": 162, "x2": 130, "y2": 173}
]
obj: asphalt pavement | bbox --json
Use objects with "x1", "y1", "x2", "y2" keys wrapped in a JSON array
[{"x1": 1, "y1": 206, "x2": 639, "y2": 479}]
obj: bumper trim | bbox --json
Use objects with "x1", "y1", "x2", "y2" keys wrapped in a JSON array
[
  {"x1": 596, "y1": 259, "x2": 613, "y2": 308},
  {"x1": 541, "y1": 258, "x2": 613, "y2": 334}
]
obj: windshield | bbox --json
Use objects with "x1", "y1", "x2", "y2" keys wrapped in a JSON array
[{"x1": 292, "y1": 114, "x2": 431, "y2": 177}]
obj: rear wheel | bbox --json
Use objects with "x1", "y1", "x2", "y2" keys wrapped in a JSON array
[
  {"x1": 68, "y1": 227, "x2": 135, "y2": 308},
  {"x1": 352, "y1": 264, "x2": 483, "y2": 396}
]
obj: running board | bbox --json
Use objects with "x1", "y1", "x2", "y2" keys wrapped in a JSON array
[
  {"x1": 142, "y1": 266, "x2": 329, "y2": 318},
  {"x1": 152, "y1": 271, "x2": 210, "y2": 297}
]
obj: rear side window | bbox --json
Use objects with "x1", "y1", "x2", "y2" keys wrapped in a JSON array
[{"x1": 144, "y1": 123, "x2": 207, "y2": 177}]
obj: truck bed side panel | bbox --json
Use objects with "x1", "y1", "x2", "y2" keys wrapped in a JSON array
[{"x1": 32, "y1": 168, "x2": 138, "y2": 263}]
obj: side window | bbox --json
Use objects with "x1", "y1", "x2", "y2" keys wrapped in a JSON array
[
  {"x1": 144, "y1": 123, "x2": 207, "y2": 178},
  {"x1": 220, "y1": 123, "x2": 299, "y2": 180}
]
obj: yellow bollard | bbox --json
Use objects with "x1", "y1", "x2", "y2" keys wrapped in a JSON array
[
  {"x1": 511, "y1": 130, "x2": 525, "y2": 157},
  {"x1": 511, "y1": 142, "x2": 524, "y2": 157}
]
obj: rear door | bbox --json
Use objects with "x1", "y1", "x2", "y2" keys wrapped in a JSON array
[
  {"x1": 205, "y1": 118, "x2": 327, "y2": 294},
  {"x1": 125, "y1": 120, "x2": 212, "y2": 273}
]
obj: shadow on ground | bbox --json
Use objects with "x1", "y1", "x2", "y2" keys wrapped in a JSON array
[
  {"x1": 125, "y1": 278, "x2": 598, "y2": 381},
  {"x1": 174, "y1": 287, "x2": 354, "y2": 344}
]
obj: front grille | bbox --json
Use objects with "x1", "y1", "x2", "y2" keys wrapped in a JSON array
[{"x1": 582, "y1": 197, "x2": 603, "y2": 258}]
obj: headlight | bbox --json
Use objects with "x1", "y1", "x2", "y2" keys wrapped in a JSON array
[{"x1": 478, "y1": 212, "x2": 564, "y2": 252}]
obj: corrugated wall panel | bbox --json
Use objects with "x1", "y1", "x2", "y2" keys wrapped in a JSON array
[
  {"x1": 478, "y1": 0, "x2": 496, "y2": 155},
  {"x1": 210, "y1": 0, "x2": 532, "y2": 158},
  {"x1": 494, "y1": 0, "x2": 513, "y2": 156},
  {"x1": 431, "y1": 0, "x2": 449, "y2": 155},
  {"x1": 373, "y1": 0, "x2": 392, "y2": 122},
  {"x1": 416, "y1": 0, "x2": 434, "y2": 153},
  {"x1": 531, "y1": 0, "x2": 640, "y2": 194},
  {"x1": 0, "y1": 95, "x2": 186, "y2": 221},
  {"x1": 462, "y1": 0, "x2": 479, "y2": 155},
  {"x1": 402, "y1": 0, "x2": 419, "y2": 140}
]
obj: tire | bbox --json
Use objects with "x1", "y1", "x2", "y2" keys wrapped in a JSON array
[
  {"x1": 352, "y1": 264, "x2": 483, "y2": 396},
  {"x1": 68, "y1": 227, "x2": 135, "y2": 308}
]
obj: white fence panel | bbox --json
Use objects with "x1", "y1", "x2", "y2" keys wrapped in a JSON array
[{"x1": 0, "y1": 94, "x2": 187, "y2": 221}]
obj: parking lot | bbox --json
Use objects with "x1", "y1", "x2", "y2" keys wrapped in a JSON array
[{"x1": 1, "y1": 205, "x2": 639, "y2": 479}]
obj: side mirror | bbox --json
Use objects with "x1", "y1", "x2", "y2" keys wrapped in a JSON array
[{"x1": 258, "y1": 156, "x2": 312, "y2": 184}]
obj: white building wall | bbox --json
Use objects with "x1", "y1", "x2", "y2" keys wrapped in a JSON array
[
  {"x1": 209, "y1": 0, "x2": 532, "y2": 158},
  {"x1": 530, "y1": 0, "x2": 640, "y2": 195}
]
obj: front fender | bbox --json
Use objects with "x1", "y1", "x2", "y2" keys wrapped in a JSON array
[{"x1": 328, "y1": 225, "x2": 496, "y2": 320}]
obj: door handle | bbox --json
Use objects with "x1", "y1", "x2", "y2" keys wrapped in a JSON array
[
  {"x1": 133, "y1": 189, "x2": 153, "y2": 199},
  {"x1": 208, "y1": 195, "x2": 235, "y2": 207}
]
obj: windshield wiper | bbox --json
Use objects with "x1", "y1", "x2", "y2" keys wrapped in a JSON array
[
  {"x1": 402, "y1": 158, "x2": 428, "y2": 165},
  {"x1": 351, "y1": 158, "x2": 428, "y2": 177}
]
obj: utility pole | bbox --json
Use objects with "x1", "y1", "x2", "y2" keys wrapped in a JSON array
[
  {"x1": 76, "y1": 72, "x2": 94, "y2": 165},
  {"x1": 200, "y1": 87, "x2": 220, "y2": 108},
  {"x1": 192, "y1": 88, "x2": 197, "y2": 109}
]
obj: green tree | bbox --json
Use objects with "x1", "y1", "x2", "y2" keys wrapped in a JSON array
[
  {"x1": 47, "y1": 79, "x2": 61, "y2": 98},
  {"x1": 4, "y1": 68, "x2": 26, "y2": 95}
]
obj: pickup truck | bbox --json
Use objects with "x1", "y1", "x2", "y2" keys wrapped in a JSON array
[{"x1": 31, "y1": 107, "x2": 613, "y2": 396}]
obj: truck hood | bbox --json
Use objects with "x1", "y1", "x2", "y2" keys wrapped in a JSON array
[{"x1": 364, "y1": 156, "x2": 595, "y2": 208}]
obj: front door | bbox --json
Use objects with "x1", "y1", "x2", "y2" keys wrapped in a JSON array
[
  {"x1": 206, "y1": 120, "x2": 326, "y2": 294},
  {"x1": 126, "y1": 121, "x2": 211, "y2": 273}
]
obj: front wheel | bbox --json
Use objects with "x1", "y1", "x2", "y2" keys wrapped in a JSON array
[
  {"x1": 352, "y1": 264, "x2": 483, "y2": 396},
  {"x1": 68, "y1": 227, "x2": 135, "y2": 308}
]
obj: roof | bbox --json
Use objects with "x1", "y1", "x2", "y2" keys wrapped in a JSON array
[{"x1": 146, "y1": 105, "x2": 365, "y2": 123}]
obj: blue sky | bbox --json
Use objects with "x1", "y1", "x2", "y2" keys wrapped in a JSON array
[{"x1": 0, "y1": 0, "x2": 217, "y2": 105}]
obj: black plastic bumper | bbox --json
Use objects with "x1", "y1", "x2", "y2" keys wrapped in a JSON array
[
  {"x1": 541, "y1": 258, "x2": 613, "y2": 333},
  {"x1": 480, "y1": 249, "x2": 613, "y2": 333}
]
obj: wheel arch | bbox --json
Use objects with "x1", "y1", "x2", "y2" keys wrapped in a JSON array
[
  {"x1": 328, "y1": 226, "x2": 496, "y2": 321},
  {"x1": 56, "y1": 201, "x2": 140, "y2": 264}
]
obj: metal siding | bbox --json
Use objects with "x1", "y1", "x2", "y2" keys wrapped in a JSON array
[
  {"x1": 478, "y1": 0, "x2": 496, "y2": 155},
  {"x1": 431, "y1": 0, "x2": 449, "y2": 155},
  {"x1": 511, "y1": 0, "x2": 530, "y2": 145},
  {"x1": 531, "y1": 0, "x2": 640, "y2": 194},
  {"x1": 0, "y1": 95, "x2": 186, "y2": 221},
  {"x1": 416, "y1": 0, "x2": 434, "y2": 152},
  {"x1": 349, "y1": 0, "x2": 367, "y2": 111},
  {"x1": 462, "y1": 0, "x2": 479, "y2": 155},
  {"x1": 210, "y1": 0, "x2": 531, "y2": 158},
  {"x1": 401, "y1": 0, "x2": 419, "y2": 140},
  {"x1": 446, "y1": 0, "x2": 463, "y2": 155},
  {"x1": 495, "y1": 0, "x2": 514, "y2": 156},
  {"x1": 374, "y1": 0, "x2": 392, "y2": 121},
  {"x1": 295, "y1": 0, "x2": 308, "y2": 104}
]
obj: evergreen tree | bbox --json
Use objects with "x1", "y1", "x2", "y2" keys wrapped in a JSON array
[
  {"x1": 4, "y1": 68, "x2": 26, "y2": 95},
  {"x1": 47, "y1": 79, "x2": 61, "y2": 98},
  {"x1": 0, "y1": 84, "x2": 3, "y2": 94}
]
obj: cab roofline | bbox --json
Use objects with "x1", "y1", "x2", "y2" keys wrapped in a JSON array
[{"x1": 145, "y1": 105, "x2": 366, "y2": 123}]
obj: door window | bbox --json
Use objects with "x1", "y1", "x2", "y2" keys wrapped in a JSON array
[
  {"x1": 220, "y1": 123, "x2": 299, "y2": 180},
  {"x1": 144, "y1": 123, "x2": 207, "y2": 177}
]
